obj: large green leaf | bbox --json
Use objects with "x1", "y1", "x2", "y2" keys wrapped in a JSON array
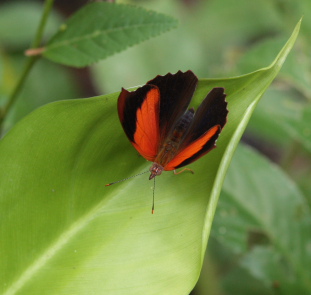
[
  {"x1": 43, "y1": 2, "x2": 178, "y2": 67},
  {"x1": 0, "y1": 21, "x2": 300, "y2": 294}
]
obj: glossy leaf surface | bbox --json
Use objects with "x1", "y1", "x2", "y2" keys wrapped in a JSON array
[{"x1": 0, "y1": 20, "x2": 301, "y2": 295}]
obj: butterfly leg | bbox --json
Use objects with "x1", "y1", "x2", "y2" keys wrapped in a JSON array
[{"x1": 174, "y1": 168, "x2": 194, "y2": 175}]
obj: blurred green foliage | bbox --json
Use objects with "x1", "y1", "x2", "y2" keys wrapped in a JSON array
[{"x1": 0, "y1": 0, "x2": 310, "y2": 294}]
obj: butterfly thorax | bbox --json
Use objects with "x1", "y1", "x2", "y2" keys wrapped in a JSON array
[{"x1": 149, "y1": 109, "x2": 195, "y2": 180}]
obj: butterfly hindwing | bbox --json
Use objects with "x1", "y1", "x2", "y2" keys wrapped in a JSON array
[
  {"x1": 165, "y1": 87, "x2": 228, "y2": 170},
  {"x1": 182, "y1": 87, "x2": 227, "y2": 147},
  {"x1": 164, "y1": 125, "x2": 221, "y2": 170}
]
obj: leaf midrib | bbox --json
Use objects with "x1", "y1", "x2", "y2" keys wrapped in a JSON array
[{"x1": 47, "y1": 21, "x2": 175, "y2": 51}]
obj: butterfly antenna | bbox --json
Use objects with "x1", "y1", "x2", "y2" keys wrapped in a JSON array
[
  {"x1": 105, "y1": 170, "x2": 149, "y2": 186},
  {"x1": 151, "y1": 177, "x2": 156, "y2": 214}
]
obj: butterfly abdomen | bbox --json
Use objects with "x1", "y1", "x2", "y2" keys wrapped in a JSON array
[{"x1": 149, "y1": 109, "x2": 195, "y2": 179}]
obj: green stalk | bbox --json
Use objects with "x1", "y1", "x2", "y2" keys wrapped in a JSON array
[{"x1": 0, "y1": 0, "x2": 55, "y2": 135}]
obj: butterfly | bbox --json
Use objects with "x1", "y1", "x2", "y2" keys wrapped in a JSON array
[{"x1": 107, "y1": 70, "x2": 228, "y2": 212}]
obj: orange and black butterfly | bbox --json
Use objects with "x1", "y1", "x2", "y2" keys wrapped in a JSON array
[{"x1": 107, "y1": 70, "x2": 228, "y2": 212}]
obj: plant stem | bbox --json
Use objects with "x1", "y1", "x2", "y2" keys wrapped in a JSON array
[
  {"x1": 0, "y1": 0, "x2": 55, "y2": 135},
  {"x1": 32, "y1": 0, "x2": 55, "y2": 48}
]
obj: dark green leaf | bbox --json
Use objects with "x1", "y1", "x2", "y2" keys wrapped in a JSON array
[
  {"x1": 247, "y1": 86, "x2": 311, "y2": 153},
  {"x1": 241, "y1": 247, "x2": 310, "y2": 294},
  {"x1": 212, "y1": 144, "x2": 311, "y2": 293},
  {"x1": 43, "y1": 2, "x2": 178, "y2": 67}
]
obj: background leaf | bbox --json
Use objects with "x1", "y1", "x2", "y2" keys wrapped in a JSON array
[
  {"x1": 211, "y1": 144, "x2": 311, "y2": 293},
  {"x1": 42, "y1": 2, "x2": 178, "y2": 67},
  {"x1": 248, "y1": 88, "x2": 311, "y2": 153},
  {"x1": 0, "y1": 20, "x2": 300, "y2": 294}
]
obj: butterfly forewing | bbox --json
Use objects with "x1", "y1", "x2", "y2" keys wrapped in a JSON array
[
  {"x1": 147, "y1": 70, "x2": 198, "y2": 145},
  {"x1": 118, "y1": 85, "x2": 160, "y2": 161}
]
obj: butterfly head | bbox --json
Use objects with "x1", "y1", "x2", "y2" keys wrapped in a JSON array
[{"x1": 149, "y1": 163, "x2": 164, "y2": 180}]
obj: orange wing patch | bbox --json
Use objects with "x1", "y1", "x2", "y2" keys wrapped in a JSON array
[
  {"x1": 133, "y1": 87, "x2": 160, "y2": 161},
  {"x1": 164, "y1": 125, "x2": 220, "y2": 170}
]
